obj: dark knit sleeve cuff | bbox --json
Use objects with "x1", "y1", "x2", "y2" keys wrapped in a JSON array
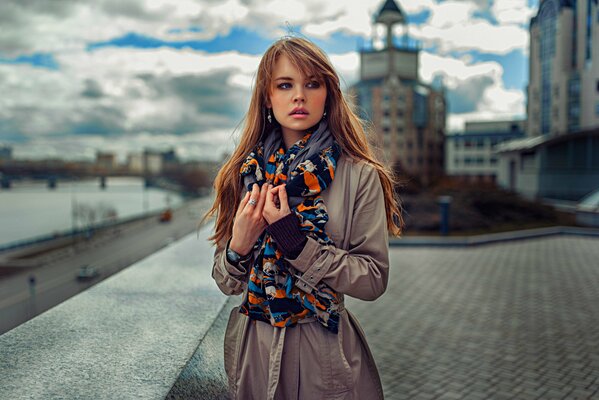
[{"x1": 266, "y1": 213, "x2": 307, "y2": 260}]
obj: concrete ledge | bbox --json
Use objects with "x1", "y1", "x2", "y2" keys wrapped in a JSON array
[
  {"x1": 166, "y1": 295, "x2": 240, "y2": 400},
  {"x1": 390, "y1": 226, "x2": 599, "y2": 247},
  {"x1": 0, "y1": 224, "x2": 229, "y2": 400}
]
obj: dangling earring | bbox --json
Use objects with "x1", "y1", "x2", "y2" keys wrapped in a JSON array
[
  {"x1": 322, "y1": 110, "x2": 327, "y2": 119},
  {"x1": 267, "y1": 108, "x2": 272, "y2": 124}
]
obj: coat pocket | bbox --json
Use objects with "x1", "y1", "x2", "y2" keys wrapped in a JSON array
[
  {"x1": 224, "y1": 305, "x2": 246, "y2": 396},
  {"x1": 321, "y1": 317, "x2": 354, "y2": 396}
]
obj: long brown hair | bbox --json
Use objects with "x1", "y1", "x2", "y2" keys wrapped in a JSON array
[{"x1": 201, "y1": 36, "x2": 405, "y2": 248}]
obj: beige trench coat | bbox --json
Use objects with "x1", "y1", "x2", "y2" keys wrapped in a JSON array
[{"x1": 211, "y1": 155, "x2": 389, "y2": 400}]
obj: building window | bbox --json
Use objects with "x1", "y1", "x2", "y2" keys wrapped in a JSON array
[
  {"x1": 476, "y1": 139, "x2": 485, "y2": 148},
  {"x1": 596, "y1": 80, "x2": 599, "y2": 93},
  {"x1": 490, "y1": 157, "x2": 497, "y2": 164},
  {"x1": 464, "y1": 157, "x2": 472, "y2": 165},
  {"x1": 454, "y1": 141, "x2": 460, "y2": 149},
  {"x1": 465, "y1": 140, "x2": 473, "y2": 148}
]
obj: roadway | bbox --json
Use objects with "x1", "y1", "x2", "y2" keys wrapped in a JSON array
[{"x1": 0, "y1": 197, "x2": 214, "y2": 335}]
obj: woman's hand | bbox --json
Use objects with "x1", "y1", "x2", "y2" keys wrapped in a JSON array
[
  {"x1": 229, "y1": 183, "x2": 269, "y2": 256},
  {"x1": 263, "y1": 184, "x2": 292, "y2": 225}
]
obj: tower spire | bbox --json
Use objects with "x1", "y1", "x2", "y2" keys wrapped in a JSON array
[{"x1": 374, "y1": 0, "x2": 407, "y2": 49}]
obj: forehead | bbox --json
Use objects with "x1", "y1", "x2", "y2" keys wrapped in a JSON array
[{"x1": 271, "y1": 54, "x2": 315, "y2": 79}]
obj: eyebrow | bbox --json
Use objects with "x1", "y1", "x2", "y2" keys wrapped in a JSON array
[{"x1": 274, "y1": 75, "x2": 317, "y2": 81}]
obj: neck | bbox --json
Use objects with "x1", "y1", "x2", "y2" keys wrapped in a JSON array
[{"x1": 281, "y1": 128, "x2": 305, "y2": 151}]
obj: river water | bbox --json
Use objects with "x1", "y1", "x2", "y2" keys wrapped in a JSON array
[{"x1": 0, "y1": 177, "x2": 185, "y2": 247}]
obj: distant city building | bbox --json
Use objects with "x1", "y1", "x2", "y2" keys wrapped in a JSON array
[
  {"x1": 493, "y1": 0, "x2": 599, "y2": 201},
  {"x1": 527, "y1": 0, "x2": 599, "y2": 136},
  {"x1": 0, "y1": 146, "x2": 12, "y2": 161},
  {"x1": 143, "y1": 150, "x2": 163, "y2": 175},
  {"x1": 161, "y1": 149, "x2": 179, "y2": 165},
  {"x1": 351, "y1": 0, "x2": 447, "y2": 186},
  {"x1": 495, "y1": 126, "x2": 599, "y2": 200},
  {"x1": 95, "y1": 151, "x2": 116, "y2": 171},
  {"x1": 126, "y1": 153, "x2": 144, "y2": 174},
  {"x1": 446, "y1": 120, "x2": 526, "y2": 184}
]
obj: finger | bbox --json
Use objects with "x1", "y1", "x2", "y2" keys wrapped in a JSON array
[
  {"x1": 248, "y1": 183, "x2": 259, "y2": 206},
  {"x1": 265, "y1": 184, "x2": 275, "y2": 205},
  {"x1": 278, "y1": 184, "x2": 289, "y2": 210},
  {"x1": 256, "y1": 183, "x2": 268, "y2": 211},
  {"x1": 236, "y1": 191, "x2": 249, "y2": 217}
]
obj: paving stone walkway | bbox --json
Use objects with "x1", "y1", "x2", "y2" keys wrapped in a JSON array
[{"x1": 346, "y1": 235, "x2": 599, "y2": 400}]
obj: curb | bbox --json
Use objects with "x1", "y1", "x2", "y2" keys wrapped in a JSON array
[{"x1": 389, "y1": 226, "x2": 599, "y2": 247}]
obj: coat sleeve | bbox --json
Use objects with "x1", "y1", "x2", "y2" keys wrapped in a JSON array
[
  {"x1": 211, "y1": 242, "x2": 252, "y2": 296},
  {"x1": 286, "y1": 162, "x2": 390, "y2": 301}
]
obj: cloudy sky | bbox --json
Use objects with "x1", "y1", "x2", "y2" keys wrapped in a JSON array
[{"x1": 0, "y1": 0, "x2": 538, "y2": 162}]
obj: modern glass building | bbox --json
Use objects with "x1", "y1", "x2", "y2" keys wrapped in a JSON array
[{"x1": 527, "y1": 0, "x2": 599, "y2": 136}]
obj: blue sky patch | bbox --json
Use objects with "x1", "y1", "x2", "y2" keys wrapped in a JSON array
[
  {"x1": 406, "y1": 9, "x2": 431, "y2": 25},
  {"x1": 463, "y1": 49, "x2": 529, "y2": 91},
  {"x1": 87, "y1": 27, "x2": 273, "y2": 55},
  {"x1": 0, "y1": 52, "x2": 59, "y2": 70}
]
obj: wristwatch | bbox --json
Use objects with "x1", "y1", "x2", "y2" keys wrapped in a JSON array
[{"x1": 226, "y1": 243, "x2": 252, "y2": 265}]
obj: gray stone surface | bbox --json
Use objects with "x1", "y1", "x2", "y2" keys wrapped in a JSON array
[
  {"x1": 346, "y1": 234, "x2": 599, "y2": 400},
  {"x1": 166, "y1": 295, "x2": 240, "y2": 400},
  {"x1": 0, "y1": 224, "x2": 226, "y2": 400}
]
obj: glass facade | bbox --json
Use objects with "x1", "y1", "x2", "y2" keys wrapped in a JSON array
[
  {"x1": 539, "y1": 0, "x2": 557, "y2": 135},
  {"x1": 585, "y1": 0, "x2": 593, "y2": 65},
  {"x1": 568, "y1": 74, "x2": 581, "y2": 131},
  {"x1": 412, "y1": 89, "x2": 427, "y2": 128}
]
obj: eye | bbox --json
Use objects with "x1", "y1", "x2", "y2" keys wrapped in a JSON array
[
  {"x1": 277, "y1": 82, "x2": 292, "y2": 89},
  {"x1": 307, "y1": 81, "x2": 321, "y2": 88}
]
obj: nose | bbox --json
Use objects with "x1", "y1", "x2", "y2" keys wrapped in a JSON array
[{"x1": 293, "y1": 86, "x2": 305, "y2": 103}]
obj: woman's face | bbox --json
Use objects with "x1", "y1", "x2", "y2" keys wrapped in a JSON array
[{"x1": 266, "y1": 54, "x2": 327, "y2": 140}]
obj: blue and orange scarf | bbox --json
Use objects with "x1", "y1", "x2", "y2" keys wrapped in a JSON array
[{"x1": 238, "y1": 121, "x2": 342, "y2": 334}]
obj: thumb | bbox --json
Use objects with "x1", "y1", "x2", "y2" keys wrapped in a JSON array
[{"x1": 278, "y1": 185, "x2": 289, "y2": 211}]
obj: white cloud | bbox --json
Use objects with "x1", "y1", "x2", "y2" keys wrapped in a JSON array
[
  {"x1": 411, "y1": 20, "x2": 528, "y2": 55},
  {"x1": 0, "y1": 0, "x2": 536, "y2": 157},
  {"x1": 428, "y1": 1, "x2": 479, "y2": 28},
  {"x1": 419, "y1": 51, "x2": 526, "y2": 131},
  {"x1": 492, "y1": 0, "x2": 536, "y2": 25},
  {"x1": 10, "y1": 129, "x2": 237, "y2": 162}
]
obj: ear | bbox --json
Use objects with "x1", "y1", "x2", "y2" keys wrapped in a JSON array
[{"x1": 265, "y1": 98, "x2": 272, "y2": 108}]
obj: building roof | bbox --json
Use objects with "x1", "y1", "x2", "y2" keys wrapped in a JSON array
[
  {"x1": 375, "y1": 0, "x2": 406, "y2": 24},
  {"x1": 493, "y1": 136, "x2": 547, "y2": 152},
  {"x1": 495, "y1": 127, "x2": 599, "y2": 153}
]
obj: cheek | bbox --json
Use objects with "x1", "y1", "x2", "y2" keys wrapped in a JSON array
[{"x1": 314, "y1": 90, "x2": 327, "y2": 107}]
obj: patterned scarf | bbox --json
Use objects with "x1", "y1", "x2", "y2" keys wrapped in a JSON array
[{"x1": 238, "y1": 120, "x2": 342, "y2": 334}]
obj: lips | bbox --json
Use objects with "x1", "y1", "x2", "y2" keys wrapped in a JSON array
[{"x1": 290, "y1": 107, "x2": 309, "y2": 115}]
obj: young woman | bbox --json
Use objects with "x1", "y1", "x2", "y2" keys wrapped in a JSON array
[{"x1": 204, "y1": 36, "x2": 404, "y2": 400}]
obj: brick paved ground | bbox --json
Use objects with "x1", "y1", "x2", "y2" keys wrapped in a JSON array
[{"x1": 346, "y1": 235, "x2": 599, "y2": 400}]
